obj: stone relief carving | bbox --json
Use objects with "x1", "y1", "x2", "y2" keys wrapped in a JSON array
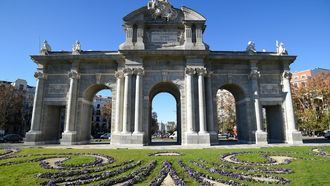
[
  {"x1": 249, "y1": 69, "x2": 261, "y2": 80},
  {"x1": 34, "y1": 71, "x2": 47, "y2": 79},
  {"x1": 282, "y1": 71, "x2": 292, "y2": 80},
  {"x1": 48, "y1": 84, "x2": 68, "y2": 95},
  {"x1": 260, "y1": 84, "x2": 280, "y2": 95},
  {"x1": 147, "y1": 0, "x2": 178, "y2": 21},
  {"x1": 68, "y1": 70, "x2": 80, "y2": 79},
  {"x1": 185, "y1": 67, "x2": 195, "y2": 75}
]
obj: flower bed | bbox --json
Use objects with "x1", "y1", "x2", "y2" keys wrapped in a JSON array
[
  {"x1": 150, "y1": 161, "x2": 185, "y2": 186},
  {"x1": 191, "y1": 160, "x2": 290, "y2": 185}
]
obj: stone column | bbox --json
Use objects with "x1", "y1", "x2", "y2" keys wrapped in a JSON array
[
  {"x1": 197, "y1": 68, "x2": 208, "y2": 134},
  {"x1": 282, "y1": 70, "x2": 302, "y2": 144},
  {"x1": 64, "y1": 70, "x2": 79, "y2": 133},
  {"x1": 122, "y1": 68, "x2": 133, "y2": 134},
  {"x1": 133, "y1": 68, "x2": 144, "y2": 134},
  {"x1": 249, "y1": 61, "x2": 267, "y2": 145},
  {"x1": 61, "y1": 70, "x2": 79, "y2": 145},
  {"x1": 114, "y1": 71, "x2": 124, "y2": 134},
  {"x1": 206, "y1": 72, "x2": 216, "y2": 133},
  {"x1": 185, "y1": 67, "x2": 195, "y2": 133},
  {"x1": 25, "y1": 70, "x2": 46, "y2": 144}
]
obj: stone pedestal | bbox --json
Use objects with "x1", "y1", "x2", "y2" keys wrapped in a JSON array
[
  {"x1": 184, "y1": 132, "x2": 198, "y2": 145},
  {"x1": 24, "y1": 131, "x2": 44, "y2": 145},
  {"x1": 111, "y1": 133, "x2": 145, "y2": 146},
  {"x1": 286, "y1": 131, "x2": 303, "y2": 145},
  {"x1": 255, "y1": 131, "x2": 268, "y2": 145},
  {"x1": 60, "y1": 131, "x2": 78, "y2": 145}
]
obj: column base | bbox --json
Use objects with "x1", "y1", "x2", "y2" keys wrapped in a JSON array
[
  {"x1": 286, "y1": 130, "x2": 303, "y2": 145},
  {"x1": 185, "y1": 132, "x2": 217, "y2": 145},
  {"x1": 111, "y1": 132, "x2": 145, "y2": 145},
  {"x1": 255, "y1": 131, "x2": 268, "y2": 145},
  {"x1": 60, "y1": 131, "x2": 78, "y2": 145},
  {"x1": 24, "y1": 131, "x2": 44, "y2": 145}
]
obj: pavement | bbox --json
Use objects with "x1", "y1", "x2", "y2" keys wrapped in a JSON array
[{"x1": 1, "y1": 137, "x2": 329, "y2": 150}]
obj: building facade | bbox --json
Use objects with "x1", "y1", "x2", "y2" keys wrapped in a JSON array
[
  {"x1": 291, "y1": 68, "x2": 330, "y2": 87},
  {"x1": 91, "y1": 95, "x2": 112, "y2": 136},
  {"x1": 25, "y1": 0, "x2": 302, "y2": 146}
]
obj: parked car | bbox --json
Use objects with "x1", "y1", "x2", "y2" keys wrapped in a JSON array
[
  {"x1": 100, "y1": 133, "x2": 111, "y2": 139},
  {"x1": 3, "y1": 134, "x2": 23, "y2": 143},
  {"x1": 324, "y1": 131, "x2": 330, "y2": 139},
  {"x1": 169, "y1": 132, "x2": 177, "y2": 139}
]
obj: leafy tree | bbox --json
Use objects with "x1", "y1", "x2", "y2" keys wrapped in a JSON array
[
  {"x1": 151, "y1": 112, "x2": 159, "y2": 135},
  {"x1": 292, "y1": 72, "x2": 330, "y2": 135},
  {"x1": 0, "y1": 84, "x2": 24, "y2": 134},
  {"x1": 101, "y1": 100, "x2": 112, "y2": 132}
]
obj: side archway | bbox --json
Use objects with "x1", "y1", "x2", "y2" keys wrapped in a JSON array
[
  {"x1": 76, "y1": 84, "x2": 113, "y2": 144},
  {"x1": 216, "y1": 84, "x2": 251, "y2": 143}
]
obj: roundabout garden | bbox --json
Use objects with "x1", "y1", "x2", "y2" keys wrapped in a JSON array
[{"x1": 0, "y1": 146, "x2": 329, "y2": 185}]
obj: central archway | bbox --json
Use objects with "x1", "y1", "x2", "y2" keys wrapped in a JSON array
[{"x1": 148, "y1": 82, "x2": 181, "y2": 145}]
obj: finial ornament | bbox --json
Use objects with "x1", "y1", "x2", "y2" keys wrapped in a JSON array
[
  {"x1": 147, "y1": 0, "x2": 177, "y2": 21},
  {"x1": 40, "y1": 40, "x2": 52, "y2": 55},
  {"x1": 72, "y1": 40, "x2": 82, "y2": 54},
  {"x1": 276, "y1": 40, "x2": 288, "y2": 55},
  {"x1": 246, "y1": 41, "x2": 257, "y2": 55}
]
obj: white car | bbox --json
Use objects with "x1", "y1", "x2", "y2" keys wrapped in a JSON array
[{"x1": 169, "y1": 132, "x2": 177, "y2": 139}]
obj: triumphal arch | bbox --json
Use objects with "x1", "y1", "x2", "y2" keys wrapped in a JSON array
[{"x1": 25, "y1": 0, "x2": 303, "y2": 146}]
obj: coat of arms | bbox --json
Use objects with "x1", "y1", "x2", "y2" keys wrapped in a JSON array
[{"x1": 147, "y1": 0, "x2": 178, "y2": 21}]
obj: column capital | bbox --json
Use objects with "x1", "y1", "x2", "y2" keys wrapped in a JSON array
[
  {"x1": 134, "y1": 68, "x2": 145, "y2": 76},
  {"x1": 185, "y1": 67, "x2": 195, "y2": 75},
  {"x1": 123, "y1": 68, "x2": 134, "y2": 76},
  {"x1": 282, "y1": 70, "x2": 292, "y2": 80},
  {"x1": 196, "y1": 67, "x2": 207, "y2": 76},
  {"x1": 68, "y1": 70, "x2": 80, "y2": 80},
  {"x1": 249, "y1": 69, "x2": 260, "y2": 80},
  {"x1": 34, "y1": 71, "x2": 47, "y2": 80},
  {"x1": 115, "y1": 71, "x2": 124, "y2": 79}
]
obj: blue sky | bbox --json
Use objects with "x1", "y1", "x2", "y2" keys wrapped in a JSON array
[{"x1": 0, "y1": 0, "x2": 329, "y2": 122}]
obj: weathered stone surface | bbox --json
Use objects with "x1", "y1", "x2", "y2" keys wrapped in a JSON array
[{"x1": 25, "y1": 1, "x2": 302, "y2": 146}]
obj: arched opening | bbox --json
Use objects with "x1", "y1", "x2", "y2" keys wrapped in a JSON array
[
  {"x1": 216, "y1": 84, "x2": 248, "y2": 144},
  {"x1": 79, "y1": 84, "x2": 112, "y2": 144},
  {"x1": 149, "y1": 82, "x2": 181, "y2": 145}
]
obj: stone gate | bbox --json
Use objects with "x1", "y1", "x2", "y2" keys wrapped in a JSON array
[{"x1": 25, "y1": 0, "x2": 303, "y2": 146}]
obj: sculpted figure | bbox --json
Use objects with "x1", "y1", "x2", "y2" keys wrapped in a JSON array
[
  {"x1": 147, "y1": 0, "x2": 177, "y2": 21},
  {"x1": 72, "y1": 40, "x2": 81, "y2": 52},
  {"x1": 41, "y1": 40, "x2": 51, "y2": 52},
  {"x1": 276, "y1": 40, "x2": 288, "y2": 55},
  {"x1": 246, "y1": 41, "x2": 256, "y2": 54}
]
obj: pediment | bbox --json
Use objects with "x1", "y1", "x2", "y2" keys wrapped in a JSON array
[{"x1": 123, "y1": 5, "x2": 206, "y2": 24}]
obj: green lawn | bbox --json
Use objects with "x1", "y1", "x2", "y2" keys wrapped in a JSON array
[
  {"x1": 61, "y1": 155, "x2": 96, "y2": 167},
  {"x1": 0, "y1": 146, "x2": 329, "y2": 186}
]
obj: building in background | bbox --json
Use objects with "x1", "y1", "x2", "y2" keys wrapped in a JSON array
[
  {"x1": 91, "y1": 95, "x2": 112, "y2": 137},
  {"x1": 0, "y1": 79, "x2": 35, "y2": 135},
  {"x1": 165, "y1": 121, "x2": 176, "y2": 133},
  {"x1": 291, "y1": 68, "x2": 330, "y2": 87}
]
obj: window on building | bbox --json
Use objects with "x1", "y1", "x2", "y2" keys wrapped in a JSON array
[
  {"x1": 301, "y1": 75, "x2": 306, "y2": 79},
  {"x1": 96, "y1": 110, "x2": 101, "y2": 115},
  {"x1": 97, "y1": 104, "x2": 100, "y2": 109},
  {"x1": 19, "y1": 84, "x2": 24, "y2": 90},
  {"x1": 96, "y1": 117, "x2": 100, "y2": 122}
]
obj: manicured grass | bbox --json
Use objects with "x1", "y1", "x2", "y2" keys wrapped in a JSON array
[
  {"x1": 235, "y1": 153, "x2": 268, "y2": 163},
  {"x1": 0, "y1": 146, "x2": 329, "y2": 186},
  {"x1": 324, "y1": 147, "x2": 330, "y2": 153},
  {"x1": 61, "y1": 155, "x2": 96, "y2": 166}
]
